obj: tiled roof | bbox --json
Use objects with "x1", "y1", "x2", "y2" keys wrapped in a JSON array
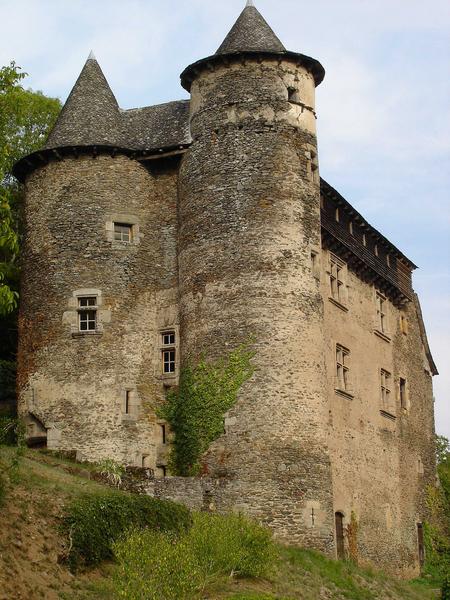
[
  {"x1": 216, "y1": 4, "x2": 286, "y2": 55},
  {"x1": 45, "y1": 56, "x2": 191, "y2": 151}
]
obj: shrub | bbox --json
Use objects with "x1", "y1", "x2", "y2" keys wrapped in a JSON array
[
  {"x1": 113, "y1": 530, "x2": 205, "y2": 600},
  {"x1": 112, "y1": 512, "x2": 276, "y2": 599},
  {"x1": 61, "y1": 491, "x2": 192, "y2": 569},
  {"x1": 189, "y1": 512, "x2": 276, "y2": 579},
  {"x1": 96, "y1": 458, "x2": 125, "y2": 487}
]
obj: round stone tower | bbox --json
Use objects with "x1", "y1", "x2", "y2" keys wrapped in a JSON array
[
  {"x1": 15, "y1": 54, "x2": 180, "y2": 469},
  {"x1": 178, "y1": 3, "x2": 334, "y2": 550}
]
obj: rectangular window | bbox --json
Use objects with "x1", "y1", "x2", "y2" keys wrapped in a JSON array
[
  {"x1": 78, "y1": 296, "x2": 97, "y2": 331},
  {"x1": 362, "y1": 233, "x2": 367, "y2": 247},
  {"x1": 335, "y1": 207, "x2": 340, "y2": 222},
  {"x1": 376, "y1": 292, "x2": 387, "y2": 334},
  {"x1": 161, "y1": 331, "x2": 176, "y2": 375},
  {"x1": 380, "y1": 369, "x2": 392, "y2": 413},
  {"x1": 329, "y1": 254, "x2": 346, "y2": 305},
  {"x1": 374, "y1": 244, "x2": 379, "y2": 257},
  {"x1": 349, "y1": 221, "x2": 354, "y2": 235},
  {"x1": 162, "y1": 349, "x2": 176, "y2": 374},
  {"x1": 160, "y1": 424, "x2": 167, "y2": 444},
  {"x1": 336, "y1": 344, "x2": 350, "y2": 392},
  {"x1": 113, "y1": 223, "x2": 132, "y2": 242}
]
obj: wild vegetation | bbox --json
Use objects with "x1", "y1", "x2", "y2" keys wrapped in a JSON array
[
  {"x1": 0, "y1": 435, "x2": 443, "y2": 600},
  {"x1": 159, "y1": 344, "x2": 255, "y2": 475}
]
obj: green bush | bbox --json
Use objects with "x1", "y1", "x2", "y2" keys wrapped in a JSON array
[
  {"x1": 189, "y1": 512, "x2": 276, "y2": 579},
  {"x1": 113, "y1": 530, "x2": 205, "y2": 600},
  {"x1": 112, "y1": 512, "x2": 276, "y2": 600},
  {"x1": 61, "y1": 491, "x2": 192, "y2": 569}
]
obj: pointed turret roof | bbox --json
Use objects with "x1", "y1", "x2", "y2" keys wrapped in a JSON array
[
  {"x1": 45, "y1": 53, "x2": 123, "y2": 148},
  {"x1": 216, "y1": 3, "x2": 286, "y2": 55},
  {"x1": 180, "y1": 2, "x2": 324, "y2": 91}
]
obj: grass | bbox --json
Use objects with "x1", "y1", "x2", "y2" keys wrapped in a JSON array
[{"x1": 0, "y1": 447, "x2": 441, "y2": 600}]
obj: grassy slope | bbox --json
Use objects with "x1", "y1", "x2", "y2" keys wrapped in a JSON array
[{"x1": 0, "y1": 449, "x2": 439, "y2": 600}]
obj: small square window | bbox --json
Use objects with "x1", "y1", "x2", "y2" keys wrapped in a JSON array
[
  {"x1": 114, "y1": 223, "x2": 132, "y2": 242},
  {"x1": 162, "y1": 331, "x2": 175, "y2": 346}
]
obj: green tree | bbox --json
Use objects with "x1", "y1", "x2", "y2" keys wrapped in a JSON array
[{"x1": 0, "y1": 62, "x2": 61, "y2": 411}]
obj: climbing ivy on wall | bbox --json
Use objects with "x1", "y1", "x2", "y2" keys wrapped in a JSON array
[{"x1": 159, "y1": 344, "x2": 255, "y2": 476}]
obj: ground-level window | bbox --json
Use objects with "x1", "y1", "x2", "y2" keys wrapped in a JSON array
[
  {"x1": 335, "y1": 512, "x2": 345, "y2": 559},
  {"x1": 78, "y1": 296, "x2": 97, "y2": 331}
]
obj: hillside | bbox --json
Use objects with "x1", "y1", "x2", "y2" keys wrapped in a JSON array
[{"x1": 0, "y1": 449, "x2": 440, "y2": 600}]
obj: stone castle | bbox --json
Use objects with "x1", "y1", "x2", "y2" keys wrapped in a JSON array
[{"x1": 14, "y1": 1, "x2": 438, "y2": 575}]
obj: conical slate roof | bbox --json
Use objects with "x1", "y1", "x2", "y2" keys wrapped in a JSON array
[
  {"x1": 216, "y1": 2, "x2": 286, "y2": 55},
  {"x1": 45, "y1": 54, "x2": 123, "y2": 148}
]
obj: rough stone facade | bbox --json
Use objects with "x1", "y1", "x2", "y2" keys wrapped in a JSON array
[{"x1": 14, "y1": 3, "x2": 437, "y2": 576}]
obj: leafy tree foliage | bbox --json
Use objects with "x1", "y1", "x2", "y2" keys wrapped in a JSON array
[{"x1": 0, "y1": 62, "x2": 61, "y2": 411}]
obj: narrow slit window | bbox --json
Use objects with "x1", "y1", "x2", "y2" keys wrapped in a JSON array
[
  {"x1": 349, "y1": 221, "x2": 354, "y2": 235},
  {"x1": 376, "y1": 292, "x2": 387, "y2": 333},
  {"x1": 125, "y1": 390, "x2": 131, "y2": 414},
  {"x1": 161, "y1": 424, "x2": 167, "y2": 444},
  {"x1": 417, "y1": 523, "x2": 425, "y2": 566},
  {"x1": 78, "y1": 296, "x2": 97, "y2": 332},
  {"x1": 380, "y1": 369, "x2": 392, "y2": 413},
  {"x1": 335, "y1": 512, "x2": 345, "y2": 560},
  {"x1": 399, "y1": 378, "x2": 407, "y2": 409}
]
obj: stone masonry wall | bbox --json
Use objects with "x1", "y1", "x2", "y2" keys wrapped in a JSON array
[
  {"x1": 178, "y1": 58, "x2": 335, "y2": 552},
  {"x1": 321, "y1": 247, "x2": 436, "y2": 576},
  {"x1": 17, "y1": 154, "x2": 179, "y2": 468}
]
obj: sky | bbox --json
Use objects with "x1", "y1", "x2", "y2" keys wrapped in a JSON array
[{"x1": 0, "y1": 0, "x2": 448, "y2": 436}]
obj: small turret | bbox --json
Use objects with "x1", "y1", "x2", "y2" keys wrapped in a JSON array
[{"x1": 45, "y1": 53, "x2": 122, "y2": 148}]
